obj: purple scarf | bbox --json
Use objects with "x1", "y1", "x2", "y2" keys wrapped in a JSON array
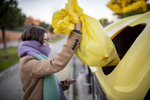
[
  {"x1": 18, "y1": 40, "x2": 51, "y2": 58},
  {"x1": 18, "y1": 40, "x2": 67, "y2": 100}
]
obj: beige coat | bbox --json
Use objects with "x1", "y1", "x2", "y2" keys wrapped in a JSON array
[{"x1": 19, "y1": 31, "x2": 82, "y2": 100}]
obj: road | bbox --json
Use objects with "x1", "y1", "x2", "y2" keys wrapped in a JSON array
[{"x1": 0, "y1": 36, "x2": 73, "y2": 100}]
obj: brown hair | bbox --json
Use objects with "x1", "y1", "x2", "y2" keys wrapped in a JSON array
[{"x1": 21, "y1": 26, "x2": 47, "y2": 45}]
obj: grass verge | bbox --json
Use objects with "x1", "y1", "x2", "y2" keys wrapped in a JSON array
[
  {"x1": 0, "y1": 47, "x2": 19, "y2": 72},
  {"x1": 49, "y1": 36, "x2": 64, "y2": 43}
]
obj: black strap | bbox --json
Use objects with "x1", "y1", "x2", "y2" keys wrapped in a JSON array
[{"x1": 73, "y1": 29, "x2": 81, "y2": 34}]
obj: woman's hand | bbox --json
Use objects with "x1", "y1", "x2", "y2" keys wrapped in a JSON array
[
  {"x1": 75, "y1": 21, "x2": 82, "y2": 31},
  {"x1": 61, "y1": 78, "x2": 76, "y2": 87}
]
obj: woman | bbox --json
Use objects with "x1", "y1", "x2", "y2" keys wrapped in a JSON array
[{"x1": 18, "y1": 21, "x2": 82, "y2": 100}]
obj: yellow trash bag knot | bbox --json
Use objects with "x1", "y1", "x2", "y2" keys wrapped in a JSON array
[{"x1": 52, "y1": 0, "x2": 83, "y2": 35}]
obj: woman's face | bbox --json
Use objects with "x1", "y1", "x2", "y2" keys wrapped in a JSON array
[{"x1": 43, "y1": 33, "x2": 49, "y2": 46}]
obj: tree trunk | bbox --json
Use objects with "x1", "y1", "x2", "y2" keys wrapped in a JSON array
[{"x1": 2, "y1": 27, "x2": 8, "y2": 59}]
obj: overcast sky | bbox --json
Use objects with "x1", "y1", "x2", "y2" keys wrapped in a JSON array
[{"x1": 16, "y1": 0, "x2": 149, "y2": 24}]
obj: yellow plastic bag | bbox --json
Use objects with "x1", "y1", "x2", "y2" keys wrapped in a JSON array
[{"x1": 52, "y1": 0, "x2": 120, "y2": 67}]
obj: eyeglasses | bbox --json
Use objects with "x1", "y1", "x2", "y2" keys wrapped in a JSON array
[{"x1": 43, "y1": 38, "x2": 49, "y2": 42}]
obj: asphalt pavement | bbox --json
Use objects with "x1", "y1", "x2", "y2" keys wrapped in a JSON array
[{"x1": 0, "y1": 63, "x2": 24, "y2": 100}]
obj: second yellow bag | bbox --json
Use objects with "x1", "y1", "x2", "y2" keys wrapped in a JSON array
[{"x1": 77, "y1": 14, "x2": 120, "y2": 67}]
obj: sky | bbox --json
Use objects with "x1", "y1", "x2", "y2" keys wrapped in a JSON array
[{"x1": 16, "y1": 0, "x2": 118, "y2": 24}]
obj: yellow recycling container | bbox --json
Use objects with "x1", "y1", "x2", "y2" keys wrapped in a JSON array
[{"x1": 90, "y1": 12, "x2": 150, "y2": 100}]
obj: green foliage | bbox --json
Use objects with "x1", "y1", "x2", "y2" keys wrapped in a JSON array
[
  {"x1": 49, "y1": 36, "x2": 64, "y2": 43},
  {"x1": 117, "y1": 9, "x2": 147, "y2": 18},
  {"x1": 147, "y1": 3, "x2": 150, "y2": 11},
  {"x1": 10, "y1": 26, "x2": 26, "y2": 32},
  {"x1": 0, "y1": 47, "x2": 19, "y2": 72},
  {"x1": 0, "y1": 0, "x2": 26, "y2": 29},
  {"x1": 49, "y1": 27, "x2": 54, "y2": 33},
  {"x1": 99, "y1": 18, "x2": 109, "y2": 27},
  {"x1": 39, "y1": 21, "x2": 49, "y2": 29}
]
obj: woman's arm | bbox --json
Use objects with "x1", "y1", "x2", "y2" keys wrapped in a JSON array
[{"x1": 20, "y1": 22, "x2": 82, "y2": 78}]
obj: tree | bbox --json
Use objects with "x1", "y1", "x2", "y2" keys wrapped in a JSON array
[
  {"x1": 107, "y1": 0, "x2": 150, "y2": 18},
  {"x1": 99, "y1": 18, "x2": 109, "y2": 27},
  {"x1": 39, "y1": 21, "x2": 49, "y2": 30},
  {"x1": 49, "y1": 27, "x2": 54, "y2": 33},
  {"x1": 0, "y1": 0, "x2": 26, "y2": 58}
]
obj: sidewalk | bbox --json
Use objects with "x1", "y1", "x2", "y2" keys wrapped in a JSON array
[
  {"x1": 73, "y1": 55, "x2": 93, "y2": 100},
  {"x1": 0, "y1": 63, "x2": 24, "y2": 100},
  {"x1": 0, "y1": 41, "x2": 20, "y2": 49}
]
